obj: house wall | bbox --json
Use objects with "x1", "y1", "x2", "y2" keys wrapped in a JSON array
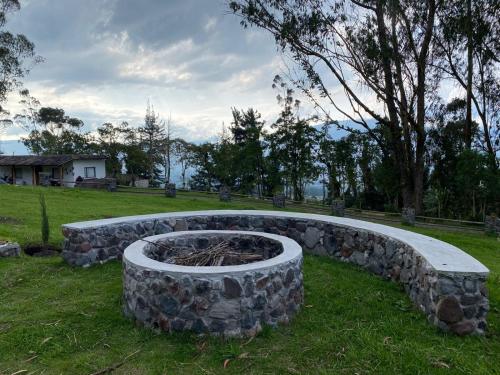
[
  {"x1": 9, "y1": 166, "x2": 34, "y2": 185},
  {"x1": 0, "y1": 166, "x2": 10, "y2": 181},
  {"x1": 0, "y1": 159, "x2": 106, "y2": 187},
  {"x1": 61, "y1": 162, "x2": 75, "y2": 187},
  {"x1": 68, "y1": 159, "x2": 106, "y2": 187}
]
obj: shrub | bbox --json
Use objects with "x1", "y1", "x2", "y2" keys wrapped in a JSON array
[{"x1": 39, "y1": 192, "x2": 49, "y2": 246}]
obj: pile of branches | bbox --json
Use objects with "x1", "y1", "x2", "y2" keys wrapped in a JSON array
[{"x1": 169, "y1": 241, "x2": 263, "y2": 266}]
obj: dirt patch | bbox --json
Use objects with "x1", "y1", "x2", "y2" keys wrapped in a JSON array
[
  {"x1": 24, "y1": 244, "x2": 61, "y2": 257},
  {"x1": 0, "y1": 216, "x2": 22, "y2": 225}
]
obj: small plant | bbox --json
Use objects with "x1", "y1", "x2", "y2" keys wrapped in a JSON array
[{"x1": 39, "y1": 192, "x2": 50, "y2": 247}]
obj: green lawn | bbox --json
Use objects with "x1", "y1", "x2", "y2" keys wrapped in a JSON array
[{"x1": 0, "y1": 185, "x2": 499, "y2": 374}]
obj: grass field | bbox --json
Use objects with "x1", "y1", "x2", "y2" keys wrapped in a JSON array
[{"x1": 0, "y1": 185, "x2": 499, "y2": 374}]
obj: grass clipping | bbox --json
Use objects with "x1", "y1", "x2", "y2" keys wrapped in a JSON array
[{"x1": 151, "y1": 240, "x2": 264, "y2": 267}]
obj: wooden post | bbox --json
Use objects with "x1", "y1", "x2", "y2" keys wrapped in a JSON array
[{"x1": 11, "y1": 166, "x2": 15, "y2": 185}]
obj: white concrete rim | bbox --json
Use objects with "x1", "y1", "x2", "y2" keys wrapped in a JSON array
[
  {"x1": 65, "y1": 210, "x2": 489, "y2": 276},
  {"x1": 123, "y1": 230, "x2": 303, "y2": 275}
]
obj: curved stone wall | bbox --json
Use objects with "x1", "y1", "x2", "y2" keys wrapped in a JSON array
[
  {"x1": 123, "y1": 231, "x2": 303, "y2": 337},
  {"x1": 62, "y1": 210, "x2": 490, "y2": 335}
]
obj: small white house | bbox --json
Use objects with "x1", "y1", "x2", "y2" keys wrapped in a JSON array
[{"x1": 0, "y1": 155, "x2": 107, "y2": 187}]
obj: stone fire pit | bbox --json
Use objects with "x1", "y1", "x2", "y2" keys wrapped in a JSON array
[{"x1": 122, "y1": 230, "x2": 303, "y2": 337}]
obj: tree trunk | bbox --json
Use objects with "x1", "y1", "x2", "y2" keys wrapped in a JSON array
[
  {"x1": 375, "y1": 1, "x2": 413, "y2": 210},
  {"x1": 465, "y1": 0, "x2": 473, "y2": 149}
]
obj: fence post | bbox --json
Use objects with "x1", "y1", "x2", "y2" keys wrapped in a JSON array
[
  {"x1": 219, "y1": 186, "x2": 231, "y2": 202},
  {"x1": 165, "y1": 183, "x2": 176, "y2": 198},
  {"x1": 331, "y1": 199, "x2": 345, "y2": 217},
  {"x1": 272, "y1": 194, "x2": 286, "y2": 208},
  {"x1": 485, "y1": 214, "x2": 500, "y2": 237},
  {"x1": 401, "y1": 207, "x2": 416, "y2": 226}
]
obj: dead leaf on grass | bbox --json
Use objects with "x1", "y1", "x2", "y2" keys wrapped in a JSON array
[
  {"x1": 241, "y1": 336, "x2": 254, "y2": 347},
  {"x1": 223, "y1": 359, "x2": 231, "y2": 368},
  {"x1": 431, "y1": 359, "x2": 451, "y2": 369},
  {"x1": 196, "y1": 341, "x2": 208, "y2": 353},
  {"x1": 41, "y1": 337, "x2": 52, "y2": 345}
]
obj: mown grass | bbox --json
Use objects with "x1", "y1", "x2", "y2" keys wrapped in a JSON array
[{"x1": 0, "y1": 185, "x2": 499, "y2": 374}]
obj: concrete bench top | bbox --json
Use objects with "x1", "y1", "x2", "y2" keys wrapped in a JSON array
[
  {"x1": 124, "y1": 230, "x2": 303, "y2": 275},
  {"x1": 63, "y1": 210, "x2": 489, "y2": 276}
]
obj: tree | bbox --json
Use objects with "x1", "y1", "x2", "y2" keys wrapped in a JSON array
[
  {"x1": 159, "y1": 116, "x2": 175, "y2": 183},
  {"x1": 435, "y1": 0, "x2": 499, "y2": 165},
  {"x1": 189, "y1": 142, "x2": 217, "y2": 191},
  {"x1": 425, "y1": 98, "x2": 498, "y2": 219},
  {"x1": 317, "y1": 124, "x2": 340, "y2": 202},
  {"x1": 96, "y1": 121, "x2": 130, "y2": 176},
  {"x1": 14, "y1": 89, "x2": 40, "y2": 131},
  {"x1": 270, "y1": 79, "x2": 319, "y2": 201},
  {"x1": 137, "y1": 102, "x2": 165, "y2": 184},
  {"x1": 174, "y1": 138, "x2": 194, "y2": 189},
  {"x1": 229, "y1": 107, "x2": 265, "y2": 194},
  {"x1": 21, "y1": 106, "x2": 89, "y2": 155},
  {"x1": 0, "y1": 0, "x2": 41, "y2": 114},
  {"x1": 230, "y1": 0, "x2": 439, "y2": 213}
]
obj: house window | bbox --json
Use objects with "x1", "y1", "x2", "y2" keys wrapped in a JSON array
[
  {"x1": 84, "y1": 167, "x2": 96, "y2": 178},
  {"x1": 15, "y1": 167, "x2": 23, "y2": 179}
]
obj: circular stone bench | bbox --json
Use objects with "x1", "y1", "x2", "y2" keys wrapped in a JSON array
[
  {"x1": 61, "y1": 210, "x2": 490, "y2": 335},
  {"x1": 123, "y1": 231, "x2": 303, "y2": 337}
]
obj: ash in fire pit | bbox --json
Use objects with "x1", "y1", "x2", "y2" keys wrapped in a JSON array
[{"x1": 123, "y1": 230, "x2": 303, "y2": 337}]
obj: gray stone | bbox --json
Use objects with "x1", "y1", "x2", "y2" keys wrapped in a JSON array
[
  {"x1": 192, "y1": 318, "x2": 208, "y2": 333},
  {"x1": 174, "y1": 220, "x2": 188, "y2": 231},
  {"x1": 451, "y1": 320, "x2": 475, "y2": 336},
  {"x1": 304, "y1": 227, "x2": 321, "y2": 248},
  {"x1": 437, "y1": 277, "x2": 459, "y2": 295},
  {"x1": 223, "y1": 277, "x2": 242, "y2": 299},
  {"x1": 171, "y1": 318, "x2": 186, "y2": 331},
  {"x1": 160, "y1": 296, "x2": 179, "y2": 316},
  {"x1": 374, "y1": 243, "x2": 385, "y2": 257},
  {"x1": 241, "y1": 310, "x2": 256, "y2": 329},
  {"x1": 437, "y1": 296, "x2": 464, "y2": 323},
  {"x1": 323, "y1": 233, "x2": 337, "y2": 254},
  {"x1": 463, "y1": 279, "x2": 477, "y2": 293},
  {"x1": 0, "y1": 242, "x2": 21, "y2": 257},
  {"x1": 284, "y1": 269, "x2": 294, "y2": 287},
  {"x1": 209, "y1": 300, "x2": 240, "y2": 319},
  {"x1": 194, "y1": 279, "x2": 211, "y2": 295},
  {"x1": 461, "y1": 294, "x2": 479, "y2": 306}
]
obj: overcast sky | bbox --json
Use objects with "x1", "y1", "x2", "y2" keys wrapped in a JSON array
[
  {"x1": 1, "y1": 0, "x2": 462, "y2": 149},
  {"x1": 2, "y1": 0, "x2": 300, "y2": 142}
]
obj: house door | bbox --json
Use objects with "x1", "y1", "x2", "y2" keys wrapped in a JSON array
[{"x1": 34, "y1": 166, "x2": 42, "y2": 185}]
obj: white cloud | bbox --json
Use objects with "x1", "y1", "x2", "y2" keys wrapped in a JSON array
[
  {"x1": 0, "y1": 0, "x2": 348, "y2": 145},
  {"x1": 204, "y1": 17, "x2": 217, "y2": 32}
]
